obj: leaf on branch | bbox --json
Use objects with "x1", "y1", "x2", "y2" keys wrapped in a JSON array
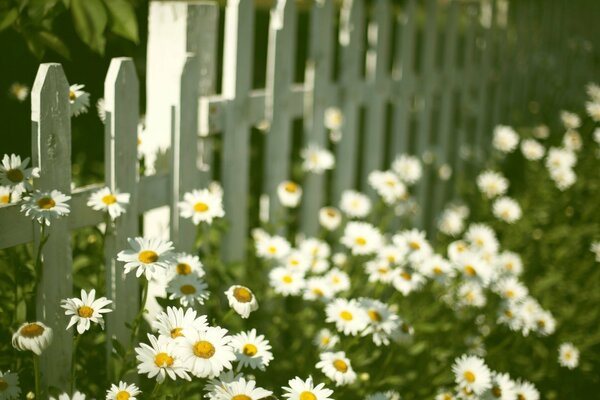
[
  {"x1": 70, "y1": 0, "x2": 108, "y2": 54},
  {"x1": 103, "y1": 0, "x2": 139, "y2": 43}
]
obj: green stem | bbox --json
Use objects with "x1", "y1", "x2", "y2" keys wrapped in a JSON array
[
  {"x1": 151, "y1": 381, "x2": 162, "y2": 398},
  {"x1": 33, "y1": 354, "x2": 40, "y2": 399},
  {"x1": 70, "y1": 334, "x2": 81, "y2": 394},
  {"x1": 118, "y1": 277, "x2": 149, "y2": 380}
]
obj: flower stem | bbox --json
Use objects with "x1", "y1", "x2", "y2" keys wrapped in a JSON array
[
  {"x1": 151, "y1": 381, "x2": 162, "y2": 398},
  {"x1": 33, "y1": 354, "x2": 40, "y2": 399},
  {"x1": 118, "y1": 277, "x2": 149, "y2": 380},
  {"x1": 70, "y1": 334, "x2": 81, "y2": 394}
]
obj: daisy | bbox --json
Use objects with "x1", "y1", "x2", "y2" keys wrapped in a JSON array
[
  {"x1": 314, "y1": 329, "x2": 340, "y2": 350},
  {"x1": 549, "y1": 167, "x2": 576, "y2": 191},
  {"x1": 50, "y1": 392, "x2": 86, "y2": 400},
  {"x1": 492, "y1": 197, "x2": 522, "y2": 223},
  {"x1": 364, "y1": 259, "x2": 396, "y2": 284},
  {"x1": 269, "y1": 267, "x2": 305, "y2": 296},
  {"x1": 319, "y1": 207, "x2": 342, "y2": 231},
  {"x1": 586, "y1": 101, "x2": 600, "y2": 121},
  {"x1": 513, "y1": 380, "x2": 539, "y2": 400},
  {"x1": 391, "y1": 268, "x2": 426, "y2": 296},
  {"x1": 0, "y1": 154, "x2": 39, "y2": 194},
  {"x1": 465, "y1": 224, "x2": 499, "y2": 255},
  {"x1": 282, "y1": 376, "x2": 334, "y2": 400},
  {"x1": 166, "y1": 274, "x2": 210, "y2": 306},
  {"x1": 435, "y1": 391, "x2": 456, "y2": 400},
  {"x1": 493, "y1": 277, "x2": 528, "y2": 301},
  {"x1": 11, "y1": 321, "x2": 53, "y2": 355},
  {"x1": 587, "y1": 82, "x2": 600, "y2": 101},
  {"x1": 447, "y1": 240, "x2": 470, "y2": 262},
  {"x1": 558, "y1": 342, "x2": 579, "y2": 369},
  {"x1": 204, "y1": 371, "x2": 245, "y2": 400},
  {"x1": 418, "y1": 255, "x2": 453, "y2": 279},
  {"x1": 179, "y1": 188, "x2": 225, "y2": 224},
  {"x1": 175, "y1": 326, "x2": 236, "y2": 378},
  {"x1": 533, "y1": 124, "x2": 549, "y2": 139},
  {"x1": 117, "y1": 237, "x2": 175, "y2": 280},
  {"x1": 457, "y1": 282, "x2": 487, "y2": 308},
  {"x1": 69, "y1": 84, "x2": 90, "y2": 117},
  {"x1": 332, "y1": 252, "x2": 347, "y2": 267},
  {"x1": 299, "y1": 238, "x2": 331, "y2": 260},
  {"x1": 166, "y1": 253, "x2": 205, "y2": 280},
  {"x1": 520, "y1": 139, "x2": 545, "y2": 161},
  {"x1": 136, "y1": 334, "x2": 191, "y2": 383},
  {"x1": 594, "y1": 128, "x2": 600, "y2": 145},
  {"x1": 455, "y1": 253, "x2": 493, "y2": 285},
  {"x1": 87, "y1": 187, "x2": 130, "y2": 220},
  {"x1": 365, "y1": 392, "x2": 401, "y2": 400},
  {"x1": 492, "y1": 125, "x2": 519, "y2": 153},
  {"x1": 106, "y1": 381, "x2": 141, "y2": 400},
  {"x1": 339, "y1": 190, "x2": 371, "y2": 218},
  {"x1": 393, "y1": 229, "x2": 429, "y2": 254},
  {"x1": 212, "y1": 377, "x2": 272, "y2": 400},
  {"x1": 301, "y1": 144, "x2": 335, "y2": 173},
  {"x1": 562, "y1": 130, "x2": 582, "y2": 152},
  {"x1": 360, "y1": 298, "x2": 400, "y2": 346},
  {"x1": 325, "y1": 298, "x2": 369, "y2": 336},
  {"x1": 340, "y1": 221, "x2": 383, "y2": 255},
  {"x1": 304, "y1": 277, "x2": 336, "y2": 301},
  {"x1": 451, "y1": 354, "x2": 492, "y2": 395},
  {"x1": 590, "y1": 241, "x2": 600, "y2": 262},
  {"x1": 378, "y1": 244, "x2": 408, "y2": 266},
  {"x1": 324, "y1": 107, "x2": 343, "y2": 130},
  {"x1": 20, "y1": 189, "x2": 71, "y2": 226},
  {"x1": 483, "y1": 372, "x2": 516, "y2": 400},
  {"x1": 438, "y1": 208, "x2": 466, "y2": 236},
  {"x1": 61, "y1": 289, "x2": 113, "y2": 334},
  {"x1": 391, "y1": 154, "x2": 422, "y2": 184},
  {"x1": 256, "y1": 235, "x2": 291, "y2": 259},
  {"x1": 316, "y1": 351, "x2": 357, "y2": 386},
  {"x1": 230, "y1": 329, "x2": 273, "y2": 371},
  {"x1": 9, "y1": 82, "x2": 29, "y2": 102},
  {"x1": 97, "y1": 98, "x2": 106, "y2": 122},
  {"x1": 476, "y1": 171, "x2": 508, "y2": 199},
  {"x1": 495, "y1": 251, "x2": 523, "y2": 276},
  {"x1": 0, "y1": 370, "x2": 20, "y2": 400},
  {"x1": 0, "y1": 186, "x2": 20, "y2": 205},
  {"x1": 225, "y1": 285, "x2": 259, "y2": 319},
  {"x1": 438, "y1": 163, "x2": 453, "y2": 180},
  {"x1": 152, "y1": 306, "x2": 208, "y2": 340},
  {"x1": 560, "y1": 110, "x2": 581, "y2": 130},
  {"x1": 277, "y1": 181, "x2": 302, "y2": 207},
  {"x1": 368, "y1": 170, "x2": 407, "y2": 204},
  {"x1": 284, "y1": 251, "x2": 311, "y2": 274},
  {"x1": 545, "y1": 147, "x2": 576, "y2": 172}
]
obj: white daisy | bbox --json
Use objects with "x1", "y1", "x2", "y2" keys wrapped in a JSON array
[
  {"x1": 465, "y1": 224, "x2": 499, "y2": 255},
  {"x1": 492, "y1": 197, "x2": 522, "y2": 223},
  {"x1": 378, "y1": 244, "x2": 408, "y2": 266},
  {"x1": 493, "y1": 277, "x2": 528, "y2": 301},
  {"x1": 319, "y1": 207, "x2": 342, "y2": 231},
  {"x1": 549, "y1": 167, "x2": 576, "y2": 191},
  {"x1": 492, "y1": 125, "x2": 519, "y2": 153},
  {"x1": 166, "y1": 274, "x2": 210, "y2": 307},
  {"x1": 9, "y1": 82, "x2": 29, "y2": 102},
  {"x1": 418, "y1": 255, "x2": 453, "y2": 279},
  {"x1": 316, "y1": 351, "x2": 357, "y2": 386},
  {"x1": 439, "y1": 208, "x2": 466, "y2": 236},
  {"x1": 299, "y1": 238, "x2": 331, "y2": 260},
  {"x1": 230, "y1": 329, "x2": 273, "y2": 371},
  {"x1": 558, "y1": 342, "x2": 579, "y2": 369},
  {"x1": 325, "y1": 298, "x2": 369, "y2": 336},
  {"x1": 87, "y1": 187, "x2": 130, "y2": 220},
  {"x1": 282, "y1": 376, "x2": 334, "y2": 400},
  {"x1": 20, "y1": 189, "x2": 71, "y2": 226},
  {"x1": 136, "y1": 334, "x2": 191, "y2": 383},
  {"x1": 364, "y1": 259, "x2": 396, "y2": 284},
  {"x1": 589, "y1": 101, "x2": 600, "y2": 121},
  {"x1": 0, "y1": 185, "x2": 20, "y2": 205},
  {"x1": 451, "y1": 354, "x2": 492, "y2": 395},
  {"x1": 391, "y1": 268, "x2": 426, "y2": 296},
  {"x1": 61, "y1": 289, "x2": 113, "y2": 334},
  {"x1": 520, "y1": 139, "x2": 545, "y2": 161},
  {"x1": 269, "y1": 267, "x2": 305, "y2": 296},
  {"x1": 562, "y1": 130, "x2": 582, "y2": 152},
  {"x1": 0, "y1": 154, "x2": 39, "y2": 194},
  {"x1": 391, "y1": 154, "x2": 422, "y2": 184},
  {"x1": 116, "y1": 237, "x2": 175, "y2": 280},
  {"x1": 212, "y1": 377, "x2": 273, "y2": 400},
  {"x1": 69, "y1": 84, "x2": 90, "y2": 117},
  {"x1": 455, "y1": 253, "x2": 494, "y2": 285},
  {"x1": 152, "y1": 306, "x2": 208, "y2": 340},
  {"x1": 324, "y1": 107, "x2": 343, "y2": 130},
  {"x1": 340, "y1": 221, "x2": 383, "y2": 255},
  {"x1": 533, "y1": 124, "x2": 549, "y2": 139},
  {"x1": 545, "y1": 147, "x2": 576, "y2": 172},
  {"x1": 175, "y1": 326, "x2": 236, "y2": 378},
  {"x1": 495, "y1": 251, "x2": 523, "y2": 276},
  {"x1": 457, "y1": 282, "x2": 487, "y2": 308},
  {"x1": 513, "y1": 380, "x2": 539, "y2": 400},
  {"x1": 106, "y1": 381, "x2": 141, "y2": 400},
  {"x1": 225, "y1": 285, "x2": 259, "y2": 319},
  {"x1": 50, "y1": 392, "x2": 86, "y2": 400},
  {"x1": 97, "y1": 98, "x2": 106, "y2": 122},
  {"x1": 204, "y1": 371, "x2": 244, "y2": 400},
  {"x1": 591, "y1": 241, "x2": 600, "y2": 262},
  {"x1": 360, "y1": 298, "x2": 400, "y2": 346},
  {"x1": 587, "y1": 82, "x2": 600, "y2": 102},
  {"x1": 477, "y1": 171, "x2": 509, "y2": 199},
  {"x1": 179, "y1": 188, "x2": 225, "y2": 225},
  {"x1": 256, "y1": 235, "x2": 292, "y2": 260},
  {"x1": 166, "y1": 253, "x2": 205, "y2": 280},
  {"x1": 11, "y1": 321, "x2": 53, "y2": 355},
  {"x1": 368, "y1": 170, "x2": 407, "y2": 204},
  {"x1": 482, "y1": 372, "x2": 516, "y2": 400},
  {"x1": 301, "y1": 144, "x2": 335, "y2": 174},
  {"x1": 314, "y1": 328, "x2": 340, "y2": 350},
  {"x1": 0, "y1": 370, "x2": 20, "y2": 400},
  {"x1": 560, "y1": 110, "x2": 581, "y2": 130},
  {"x1": 304, "y1": 277, "x2": 336, "y2": 301},
  {"x1": 340, "y1": 190, "x2": 371, "y2": 218},
  {"x1": 277, "y1": 181, "x2": 303, "y2": 207},
  {"x1": 447, "y1": 240, "x2": 470, "y2": 262},
  {"x1": 284, "y1": 250, "x2": 311, "y2": 274}
]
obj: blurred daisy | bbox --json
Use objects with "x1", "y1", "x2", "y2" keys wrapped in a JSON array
[
  {"x1": 179, "y1": 188, "x2": 225, "y2": 225},
  {"x1": 225, "y1": 285, "x2": 259, "y2": 319},
  {"x1": 549, "y1": 167, "x2": 576, "y2": 191},
  {"x1": 325, "y1": 268, "x2": 350, "y2": 294},
  {"x1": 492, "y1": 197, "x2": 522, "y2": 224},
  {"x1": 175, "y1": 326, "x2": 236, "y2": 378},
  {"x1": 212, "y1": 377, "x2": 272, "y2": 400},
  {"x1": 284, "y1": 251, "x2": 311, "y2": 274},
  {"x1": 532, "y1": 125, "x2": 549, "y2": 139},
  {"x1": 0, "y1": 185, "x2": 20, "y2": 205},
  {"x1": 360, "y1": 298, "x2": 400, "y2": 346},
  {"x1": 590, "y1": 241, "x2": 600, "y2": 262},
  {"x1": 277, "y1": 181, "x2": 302, "y2": 207},
  {"x1": 0, "y1": 370, "x2": 20, "y2": 400},
  {"x1": 9, "y1": 82, "x2": 29, "y2": 102},
  {"x1": 117, "y1": 237, "x2": 175, "y2": 280},
  {"x1": 558, "y1": 342, "x2": 579, "y2": 369},
  {"x1": 365, "y1": 392, "x2": 401, "y2": 400},
  {"x1": 451, "y1": 355, "x2": 492, "y2": 395},
  {"x1": 301, "y1": 144, "x2": 335, "y2": 173},
  {"x1": 545, "y1": 147, "x2": 576, "y2": 172},
  {"x1": 0, "y1": 154, "x2": 39, "y2": 194},
  {"x1": 282, "y1": 376, "x2": 334, "y2": 400},
  {"x1": 166, "y1": 274, "x2": 209, "y2": 306},
  {"x1": 204, "y1": 371, "x2": 244, "y2": 400},
  {"x1": 465, "y1": 224, "x2": 499, "y2": 254},
  {"x1": 167, "y1": 253, "x2": 205, "y2": 280},
  {"x1": 61, "y1": 289, "x2": 113, "y2": 334},
  {"x1": 492, "y1": 125, "x2": 519, "y2": 153},
  {"x1": 299, "y1": 238, "x2": 331, "y2": 260},
  {"x1": 324, "y1": 107, "x2": 343, "y2": 130},
  {"x1": 256, "y1": 235, "x2": 291, "y2": 259},
  {"x1": 269, "y1": 267, "x2": 305, "y2": 296},
  {"x1": 418, "y1": 255, "x2": 453, "y2": 279},
  {"x1": 484, "y1": 372, "x2": 516, "y2": 400},
  {"x1": 314, "y1": 328, "x2": 340, "y2": 350},
  {"x1": 560, "y1": 110, "x2": 581, "y2": 130},
  {"x1": 364, "y1": 259, "x2": 396, "y2": 284},
  {"x1": 438, "y1": 208, "x2": 466, "y2": 236},
  {"x1": 368, "y1": 170, "x2": 407, "y2": 204},
  {"x1": 152, "y1": 306, "x2": 208, "y2": 340},
  {"x1": 476, "y1": 171, "x2": 508, "y2": 199},
  {"x1": 379, "y1": 244, "x2": 407, "y2": 266},
  {"x1": 20, "y1": 189, "x2": 70, "y2": 226},
  {"x1": 325, "y1": 298, "x2": 369, "y2": 336},
  {"x1": 316, "y1": 351, "x2": 357, "y2": 386},
  {"x1": 136, "y1": 334, "x2": 190, "y2": 383},
  {"x1": 12, "y1": 321, "x2": 53, "y2": 355},
  {"x1": 340, "y1": 190, "x2": 371, "y2": 218},
  {"x1": 304, "y1": 277, "x2": 336, "y2": 301},
  {"x1": 513, "y1": 380, "x2": 539, "y2": 400},
  {"x1": 106, "y1": 381, "x2": 141, "y2": 400},
  {"x1": 51, "y1": 392, "x2": 86, "y2": 400},
  {"x1": 340, "y1": 221, "x2": 383, "y2": 255},
  {"x1": 589, "y1": 101, "x2": 600, "y2": 121},
  {"x1": 87, "y1": 187, "x2": 130, "y2": 220},
  {"x1": 391, "y1": 154, "x2": 422, "y2": 184},
  {"x1": 69, "y1": 84, "x2": 90, "y2": 117},
  {"x1": 457, "y1": 282, "x2": 486, "y2": 308},
  {"x1": 562, "y1": 130, "x2": 582, "y2": 152},
  {"x1": 96, "y1": 98, "x2": 106, "y2": 122},
  {"x1": 494, "y1": 277, "x2": 528, "y2": 302},
  {"x1": 392, "y1": 268, "x2": 426, "y2": 296},
  {"x1": 496, "y1": 251, "x2": 523, "y2": 276},
  {"x1": 587, "y1": 82, "x2": 600, "y2": 101},
  {"x1": 455, "y1": 253, "x2": 493, "y2": 285},
  {"x1": 319, "y1": 207, "x2": 342, "y2": 231},
  {"x1": 520, "y1": 139, "x2": 545, "y2": 161},
  {"x1": 230, "y1": 329, "x2": 273, "y2": 371}
]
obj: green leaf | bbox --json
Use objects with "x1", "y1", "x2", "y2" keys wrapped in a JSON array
[
  {"x1": 0, "y1": 8, "x2": 18, "y2": 31},
  {"x1": 24, "y1": 31, "x2": 46, "y2": 59},
  {"x1": 70, "y1": 0, "x2": 107, "y2": 54},
  {"x1": 103, "y1": 0, "x2": 138, "y2": 43},
  {"x1": 37, "y1": 30, "x2": 71, "y2": 59},
  {"x1": 26, "y1": 0, "x2": 60, "y2": 22},
  {"x1": 110, "y1": 337, "x2": 126, "y2": 359}
]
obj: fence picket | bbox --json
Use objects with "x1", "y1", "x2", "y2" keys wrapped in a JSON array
[{"x1": 31, "y1": 63, "x2": 72, "y2": 391}]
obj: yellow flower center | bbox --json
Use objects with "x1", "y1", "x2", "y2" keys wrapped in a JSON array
[
  {"x1": 355, "y1": 237, "x2": 367, "y2": 246},
  {"x1": 193, "y1": 340, "x2": 215, "y2": 359},
  {"x1": 176, "y1": 263, "x2": 192, "y2": 275},
  {"x1": 0, "y1": 195, "x2": 9, "y2": 204},
  {"x1": 282, "y1": 275, "x2": 293, "y2": 284},
  {"x1": 368, "y1": 310, "x2": 382, "y2": 322},
  {"x1": 37, "y1": 197, "x2": 56, "y2": 209},
  {"x1": 333, "y1": 359, "x2": 348, "y2": 373},
  {"x1": 102, "y1": 194, "x2": 117, "y2": 205},
  {"x1": 401, "y1": 323, "x2": 411, "y2": 333},
  {"x1": 385, "y1": 179, "x2": 396, "y2": 187},
  {"x1": 537, "y1": 319, "x2": 546, "y2": 329},
  {"x1": 463, "y1": 370, "x2": 476, "y2": 383},
  {"x1": 325, "y1": 209, "x2": 337, "y2": 218},
  {"x1": 69, "y1": 90, "x2": 77, "y2": 101},
  {"x1": 400, "y1": 271, "x2": 411, "y2": 281},
  {"x1": 242, "y1": 343, "x2": 258, "y2": 356},
  {"x1": 464, "y1": 265, "x2": 477, "y2": 276},
  {"x1": 387, "y1": 255, "x2": 396, "y2": 263},
  {"x1": 154, "y1": 352, "x2": 174, "y2": 367},
  {"x1": 284, "y1": 182, "x2": 298, "y2": 193},
  {"x1": 312, "y1": 288, "x2": 324, "y2": 296},
  {"x1": 564, "y1": 351, "x2": 572, "y2": 360},
  {"x1": 377, "y1": 266, "x2": 389, "y2": 273},
  {"x1": 170, "y1": 327, "x2": 184, "y2": 338},
  {"x1": 194, "y1": 201, "x2": 209, "y2": 212},
  {"x1": 492, "y1": 386, "x2": 502, "y2": 397},
  {"x1": 433, "y1": 266, "x2": 443, "y2": 275},
  {"x1": 180, "y1": 284, "x2": 196, "y2": 295},
  {"x1": 116, "y1": 391, "x2": 130, "y2": 400},
  {"x1": 233, "y1": 287, "x2": 253, "y2": 303},
  {"x1": 20, "y1": 323, "x2": 44, "y2": 338},
  {"x1": 267, "y1": 245, "x2": 277, "y2": 254},
  {"x1": 409, "y1": 241, "x2": 421, "y2": 250},
  {"x1": 0, "y1": 378, "x2": 8, "y2": 391},
  {"x1": 340, "y1": 311, "x2": 353, "y2": 321},
  {"x1": 78, "y1": 305, "x2": 94, "y2": 318},
  {"x1": 138, "y1": 250, "x2": 159, "y2": 264},
  {"x1": 6, "y1": 168, "x2": 24, "y2": 183},
  {"x1": 517, "y1": 395, "x2": 525, "y2": 400},
  {"x1": 290, "y1": 259, "x2": 300, "y2": 266},
  {"x1": 505, "y1": 289, "x2": 515, "y2": 298},
  {"x1": 300, "y1": 392, "x2": 317, "y2": 400},
  {"x1": 231, "y1": 396, "x2": 251, "y2": 400},
  {"x1": 321, "y1": 336, "x2": 330, "y2": 345}
]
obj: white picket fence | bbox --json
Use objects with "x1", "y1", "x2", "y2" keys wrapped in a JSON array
[{"x1": 0, "y1": 0, "x2": 509, "y2": 390}]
